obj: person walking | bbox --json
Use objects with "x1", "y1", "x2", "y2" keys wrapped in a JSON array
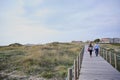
[
  {"x1": 94, "y1": 43, "x2": 100, "y2": 56},
  {"x1": 88, "y1": 42, "x2": 93, "y2": 57}
]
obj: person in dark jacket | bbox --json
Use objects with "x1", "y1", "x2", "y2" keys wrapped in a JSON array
[{"x1": 88, "y1": 42, "x2": 93, "y2": 57}]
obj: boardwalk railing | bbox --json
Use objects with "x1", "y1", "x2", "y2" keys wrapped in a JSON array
[
  {"x1": 66, "y1": 47, "x2": 84, "y2": 80},
  {"x1": 100, "y1": 47, "x2": 120, "y2": 72}
]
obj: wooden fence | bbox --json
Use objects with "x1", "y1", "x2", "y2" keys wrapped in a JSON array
[
  {"x1": 66, "y1": 47, "x2": 84, "y2": 80},
  {"x1": 100, "y1": 47, "x2": 120, "y2": 72}
]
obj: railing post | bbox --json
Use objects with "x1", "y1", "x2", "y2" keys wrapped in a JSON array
[
  {"x1": 74, "y1": 59, "x2": 77, "y2": 80},
  {"x1": 106, "y1": 50, "x2": 108, "y2": 61},
  {"x1": 101, "y1": 48, "x2": 103, "y2": 57},
  {"x1": 79, "y1": 48, "x2": 83, "y2": 70},
  {"x1": 81, "y1": 47, "x2": 84, "y2": 62},
  {"x1": 104, "y1": 49, "x2": 106, "y2": 59},
  {"x1": 114, "y1": 52, "x2": 117, "y2": 69},
  {"x1": 68, "y1": 68, "x2": 72, "y2": 80},
  {"x1": 79, "y1": 52, "x2": 81, "y2": 70},
  {"x1": 100, "y1": 48, "x2": 101, "y2": 56},
  {"x1": 103, "y1": 49, "x2": 105, "y2": 59},
  {"x1": 109, "y1": 51, "x2": 112, "y2": 64},
  {"x1": 77, "y1": 56, "x2": 79, "y2": 79},
  {"x1": 102, "y1": 48, "x2": 104, "y2": 57}
]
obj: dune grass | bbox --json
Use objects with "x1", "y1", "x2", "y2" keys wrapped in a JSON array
[
  {"x1": 100, "y1": 43, "x2": 120, "y2": 72},
  {"x1": 0, "y1": 42, "x2": 83, "y2": 79}
]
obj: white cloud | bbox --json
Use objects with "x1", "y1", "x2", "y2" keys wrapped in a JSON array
[
  {"x1": 0, "y1": 0, "x2": 120, "y2": 45},
  {"x1": 0, "y1": 24, "x2": 60, "y2": 44},
  {"x1": 23, "y1": 0, "x2": 43, "y2": 7},
  {"x1": 6, "y1": 25, "x2": 59, "y2": 37},
  {"x1": 33, "y1": 8, "x2": 53, "y2": 18},
  {"x1": 65, "y1": 0, "x2": 120, "y2": 29},
  {"x1": 0, "y1": 0, "x2": 61, "y2": 45}
]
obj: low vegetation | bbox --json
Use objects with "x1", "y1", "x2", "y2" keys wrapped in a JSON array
[
  {"x1": 100, "y1": 43, "x2": 120, "y2": 72},
  {"x1": 100, "y1": 43, "x2": 120, "y2": 54},
  {"x1": 0, "y1": 42, "x2": 83, "y2": 80}
]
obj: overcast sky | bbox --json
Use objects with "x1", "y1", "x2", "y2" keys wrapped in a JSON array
[{"x1": 0, "y1": 0, "x2": 120, "y2": 45}]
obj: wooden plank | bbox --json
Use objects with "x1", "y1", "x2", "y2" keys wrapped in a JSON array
[{"x1": 79, "y1": 45, "x2": 120, "y2": 80}]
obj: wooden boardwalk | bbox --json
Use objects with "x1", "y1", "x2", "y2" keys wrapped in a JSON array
[{"x1": 79, "y1": 45, "x2": 120, "y2": 80}]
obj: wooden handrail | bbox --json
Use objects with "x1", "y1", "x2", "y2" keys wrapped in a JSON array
[
  {"x1": 100, "y1": 47, "x2": 120, "y2": 72},
  {"x1": 66, "y1": 47, "x2": 84, "y2": 80}
]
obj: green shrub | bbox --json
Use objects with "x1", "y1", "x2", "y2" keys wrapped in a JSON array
[
  {"x1": 40, "y1": 71, "x2": 54, "y2": 79},
  {"x1": 58, "y1": 70, "x2": 67, "y2": 78}
]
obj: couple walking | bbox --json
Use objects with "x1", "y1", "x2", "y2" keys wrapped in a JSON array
[{"x1": 88, "y1": 42, "x2": 100, "y2": 57}]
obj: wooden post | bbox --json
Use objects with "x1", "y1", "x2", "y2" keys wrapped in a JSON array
[
  {"x1": 74, "y1": 60, "x2": 77, "y2": 80},
  {"x1": 68, "y1": 68, "x2": 72, "y2": 80},
  {"x1": 105, "y1": 49, "x2": 107, "y2": 60},
  {"x1": 81, "y1": 48, "x2": 83, "y2": 61},
  {"x1": 109, "y1": 51, "x2": 112, "y2": 64},
  {"x1": 80, "y1": 51, "x2": 82, "y2": 67},
  {"x1": 102, "y1": 48, "x2": 103, "y2": 57},
  {"x1": 107, "y1": 50, "x2": 109, "y2": 62},
  {"x1": 103, "y1": 49, "x2": 105, "y2": 58},
  {"x1": 77, "y1": 56, "x2": 79, "y2": 79},
  {"x1": 104, "y1": 49, "x2": 106, "y2": 59},
  {"x1": 100, "y1": 48, "x2": 103, "y2": 57},
  {"x1": 106, "y1": 50, "x2": 108, "y2": 61},
  {"x1": 114, "y1": 53, "x2": 117, "y2": 69},
  {"x1": 79, "y1": 53, "x2": 81, "y2": 70},
  {"x1": 100, "y1": 48, "x2": 101, "y2": 56}
]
